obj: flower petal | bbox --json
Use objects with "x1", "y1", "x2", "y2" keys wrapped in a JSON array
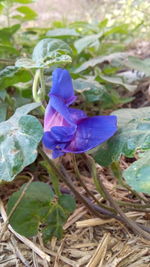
[
  {"x1": 50, "y1": 95, "x2": 75, "y2": 125},
  {"x1": 69, "y1": 108, "x2": 87, "y2": 122},
  {"x1": 50, "y1": 68, "x2": 76, "y2": 105},
  {"x1": 44, "y1": 103, "x2": 65, "y2": 131},
  {"x1": 63, "y1": 115, "x2": 117, "y2": 153}
]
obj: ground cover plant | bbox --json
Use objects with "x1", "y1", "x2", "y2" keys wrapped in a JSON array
[{"x1": 0, "y1": 0, "x2": 150, "y2": 265}]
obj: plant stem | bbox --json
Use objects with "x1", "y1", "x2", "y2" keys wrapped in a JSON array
[
  {"x1": 39, "y1": 150, "x2": 150, "y2": 239},
  {"x1": 32, "y1": 69, "x2": 40, "y2": 102},
  {"x1": 40, "y1": 150, "x2": 61, "y2": 197},
  {"x1": 72, "y1": 154, "x2": 115, "y2": 213}
]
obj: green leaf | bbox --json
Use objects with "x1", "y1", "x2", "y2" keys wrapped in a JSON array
[
  {"x1": 46, "y1": 28, "x2": 79, "y2": 38},
  {"x1": 15, "y1": 6, "x2": 37, "y2": 21},
  {"x1": 0, "y1": 66, "x2": 32, "y2": 90},
  {"x1": 0, "y1": 24, "x2": 20, "y2": 44},
  {"x1": 32, "y1": 38, "x2": 72, "y2": 68},
  {"x1": 7, "y1": 182, "x2": 54, "y2": 237},
  {"x1": 125, "y1": 56, "x2": 150, "y2": 76},
  {"x1": 0, "y1": 103, "x2": 43, "y2": 181},
  {"x1": 42, "y1": 204, "x2": 67, "y2": 241},
  {"x1": 94, "y1": 107, "x2": 150, "y2": 166},
  {"x1": 0, "y1": 45, "x2": 19, "y2": 56},
  {"x1": 123, "y1": 151, "x2": 150, "y2": 194},
  {"x1": 75, "y1": 52, "x2": 127, "y2": 73},
  {"x1": 58, "y1": 194, "x2": 76, "y2": 213},
  {"x1": 74, "y1": 33, "x2": 102, "y2": 54},
  {"x1": 43, "y1": 193, "x2": 75, "y2": 242},
  {"x1": 73, "y1": 78, "x2": 105, "y2": 102},
  {"x1": 15, "y1": 58, "x2": 38, "y2": 69},
  {"x1": 98, "y1": 73, "x2": 137, "y2": 92}
]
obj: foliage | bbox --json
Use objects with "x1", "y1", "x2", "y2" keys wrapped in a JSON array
[
  {"x1": 0, "y1": 0, "x2": 150, "y2": 242},
  {"x1": 7, "y1": 182, "x2": 76, "y2": 240}
]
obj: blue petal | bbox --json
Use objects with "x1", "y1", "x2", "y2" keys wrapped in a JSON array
[
  {"x1": 63, "y1": 116, "x2": 117, "y2": 153},
  {"x1": 51, "y1": 126, "x2": 76, "y2": 142},
  {"x1": 50, "y1": 68, "x2": 75, "y2": 105},
  {"x1": 50, "y1": 95, "x2": 75, "y2": 125},
  {"x1": 69, "y1": 108, "x2": 87, "y2": 122}
]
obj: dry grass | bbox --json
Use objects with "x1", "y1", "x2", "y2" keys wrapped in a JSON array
[{"x1": 0, "y1": 157, "x2": 150, "y2": 266}]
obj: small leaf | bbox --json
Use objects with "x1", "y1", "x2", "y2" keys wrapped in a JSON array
[
  {"x1": 74, "y1": 32, "x2": 102, "y2": 53},
  {"x1": 123, "y1": 151, "x2": 150, "y2": 194},
  {"x1": 0, "y1": 66, "x2": 32, "y2": 90},
  {"x1": 0, "y1": 103, "x2": 43, "y2": 181},
  {"x1": 16, "y1": 6, "x2": 37, "y2": 21},
  {"x1": 7, "y1": 182, "x2": 54, "y2": 237},
  {"x1": 46, "y1": 28, "x2": 79, "y2": 38}
]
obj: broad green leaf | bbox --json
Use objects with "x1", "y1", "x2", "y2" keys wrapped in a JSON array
[
  {"x1": 98, "y1": 73, "x2": 137, "y2": 92},
  {"x1": 74, "y1": 32, "x2": 102, "y2": 54},
  {"x1": 125, "y1": 56, "x2": 150, "y2": 76},
  {"x1": 74, "y1": 52, "x2": 127, "y2": 73},
  {"x1": 7, "y1": 182, "x2": 54, "y2": 237},
  {"x1": 43, "y1": 194, "x2": 76, "y2": 241},
  {"x1": 123, "y1": 151, "x2": 150, "y2": 194},
  {"x1": 0, "y1": 103, "x2": 43, "y2": 181},
  {"x1": 94, "y1": 107, "x2": 150, "y2": 166},
  {"x1": 46, "y1": 28, "x2": 79, "y2": 38},
  {"x1": 32, "y1": 38, "x2": 72, "y2": 68},
  {"x1": 15, "y1": 6, "x2": 37, "y2": 21},
  {"x1": 0, "y1": 66, "x2": 32, "y2": 90}
]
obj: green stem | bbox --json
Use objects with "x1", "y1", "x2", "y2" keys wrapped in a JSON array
[
  {"x1": 87, "y1": 155, "x2": 106, "y2": 199},
  {"x1": 39, "y1": 149, "x2": 61, "y2": 197},
  {"x1": 72, "y1": 154, "x2": 115, "y2": 213},
  {"x1": 32, "y1": 69, "x2": 40, "y2": 102}
]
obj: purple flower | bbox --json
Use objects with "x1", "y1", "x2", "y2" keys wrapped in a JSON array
[{"x1": 42, "y1": 68, "x2": 117, "y2": 159}]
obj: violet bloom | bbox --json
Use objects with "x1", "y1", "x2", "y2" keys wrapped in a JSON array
[{"x1": 42, "y1": 68, "x2": 117, "y2": 158}]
